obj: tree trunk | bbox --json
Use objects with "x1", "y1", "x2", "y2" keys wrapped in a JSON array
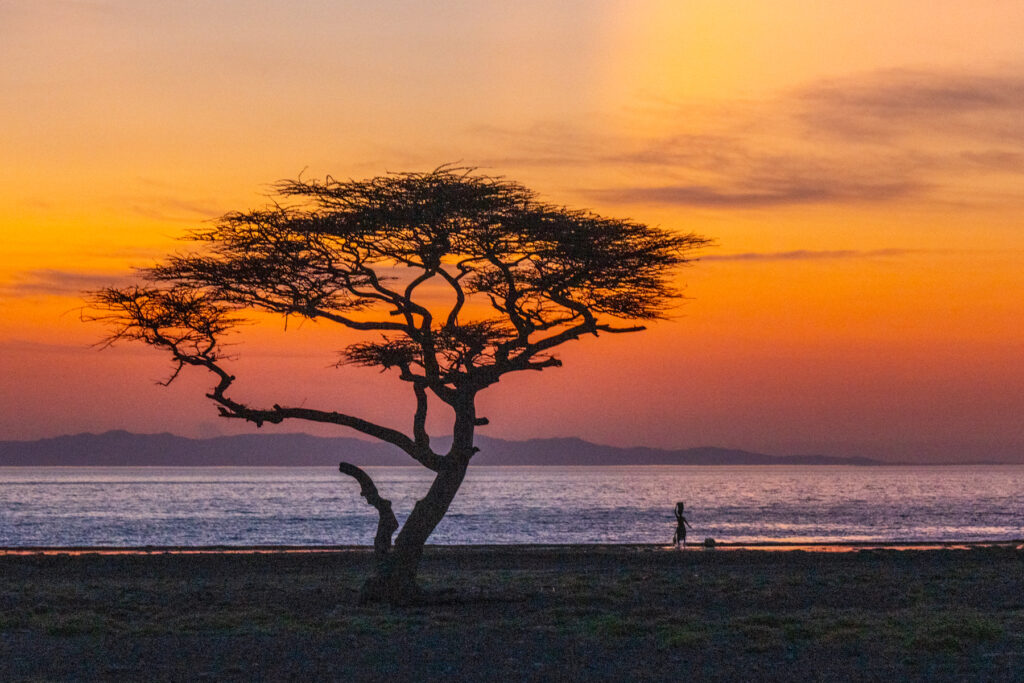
[
  {"x1": 359, "y1": 455, "x2": 469, "y2": 604},
  {"x1": 359, "y1": 396, "x2": 477, "y2": 604}
]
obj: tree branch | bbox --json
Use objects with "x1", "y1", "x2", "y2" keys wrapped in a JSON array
[
  {"x1": 210, "y1": 395, "x2": 444, "y2": 472},
  {"x1": 595, "y1": 323, "x2": 646, "y2": 334},
  {"x1": 338, "y1": 462, "x2": 399, "y2": 558},
  {"x1": 151, "y1": 342, "x2": 444, "y2": 471},
  {"x1": 411, "y1": 380, "x2": 431, "y2": 449},
  {"x1": 437, "y1": 267, "x2": 466, "y2": 330}
]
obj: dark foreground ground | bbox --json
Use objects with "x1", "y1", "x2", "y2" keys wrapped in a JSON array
[{"x1": 1, "y1": 544, "x2": 1022, "y2": 681}]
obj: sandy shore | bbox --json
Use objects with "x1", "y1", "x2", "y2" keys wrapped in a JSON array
[{"x1": 2, "y1": 544, "x2": 1022, "y2": 681}]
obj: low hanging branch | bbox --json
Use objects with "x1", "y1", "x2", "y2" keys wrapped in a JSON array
[{"x1": 338, "y1": 462, "x2": 399, "y2": 559}]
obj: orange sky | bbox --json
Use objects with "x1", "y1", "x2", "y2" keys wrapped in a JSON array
[{"x1": 1, "y1": 1, "x2": 1022, "y2": 461}]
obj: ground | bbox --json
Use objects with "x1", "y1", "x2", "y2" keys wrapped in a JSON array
[{"x1": 1, "y1": 545, "x2": 1022, "y2": 681}]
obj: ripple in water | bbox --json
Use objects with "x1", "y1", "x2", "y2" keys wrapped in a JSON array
[{"x1": 1, "y1": 465, "x2": 1022, "y2": 546}]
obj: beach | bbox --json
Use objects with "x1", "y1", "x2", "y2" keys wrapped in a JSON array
[{"x1": 1, "y1": 543, "x2": 1022, "y2": 681}]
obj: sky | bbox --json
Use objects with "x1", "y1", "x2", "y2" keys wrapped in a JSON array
[{"x1": 1, "y1": 0, "x2": 1022, "y2": 462}]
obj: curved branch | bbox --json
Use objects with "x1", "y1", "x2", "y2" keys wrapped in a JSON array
[
  {"x1": 437, "y1": 267, "x2": 466, "y2": 330},
  {"x1": 404, "y1": 268, "x2": 437, "y2": 307},
  {"x1": 310, "y1": 307, "x2": 411, "y2": 333},
  {"x1": 411, "y1": 380, "x2": 430, "y2": 449},
  {"x1": 208, "y1": 389, "x2": 444, "y2": 472},
  {"x1": 484, "y1": 252, "x2": 532, "y2": 337},
  {"x1": 512, "y1": 317, "x2": 596, "y2": 361},
  {"x1": 338, "y1": 462, "x2": 399, "y2": 559},
  {"x1": 595, "y1": 323, "x2": 646, "y2": 334},
  {"x1": 358, "y1": 265, "x2": 429, "y2": 329},
  {"x1": 130, "y1": 324, "x2": 446, "y2": 471}
]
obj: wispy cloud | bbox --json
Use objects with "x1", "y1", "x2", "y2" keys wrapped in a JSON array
[
  {"x1": 794, "y1": 69, "x2": 1024, "y2": 141},
  {"x1": 474, "y1": 66, "x2": 1024, "y2": 210},
  {"x1": 701, "y1": 249, "x2": 925, "y2": 262},
  {"x1": 959, "y1": 150, "x2": 1024, "y2": 172},
  {"x1": 126, "y1": 196, "x2": 224, "y2": 222},
  {"x1": 588, "y1": 179, "x2": 922, "y2": 208},
  {"x1": 0, "y1": 337, "x2": 103, "y2": 354},
  {"x1": 473, "y1": 123, "x2": 748, "y2": 173},
  {"x1": 3, "y1": 269, "x2": 138, "y2": 298}
]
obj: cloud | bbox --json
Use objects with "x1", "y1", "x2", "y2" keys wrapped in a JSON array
[
  {"x1": 473, "y1": 123, "x2": 749, "y2": 174},
  {"x1": 701, "y1": 249, "x2": 925, "y2": 262},
  {"x1": 126, "y1": 196, "x2": 224, "y2": 222},
  {"x1": 3, "y1": 269, "x2": 139, "y2": 298},
  {"x1": 588, "y1": 179, "x2": 921, "y2": 208},
  {"x1": 794, "y1": 69, "x2": 1024, "y2": 141},
  {"x1": 473, "y1": 66, "x2": 1024, "y2": 210},
  {"x1": 0, "y1": 337, "x2": 100, "y2": 354},
  {"x1": 87, "y1": 245, "x2": 171, "y2": 261},
  {"x1": 958, "y1": 150, "x2": 1024, "y2": 172}
]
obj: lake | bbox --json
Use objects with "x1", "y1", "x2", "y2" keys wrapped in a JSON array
[{"x1": 1, "y1": 465, "x2": 1022, "y2": 546}]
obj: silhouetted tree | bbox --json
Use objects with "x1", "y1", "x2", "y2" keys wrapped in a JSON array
[{"x1": 89, "y1": 167, "x2": 709, "y2": 603}]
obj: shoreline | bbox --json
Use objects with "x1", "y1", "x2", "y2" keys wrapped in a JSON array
[{"x1": 2, "y1": 539, "x2": 1021, "y2": 555}]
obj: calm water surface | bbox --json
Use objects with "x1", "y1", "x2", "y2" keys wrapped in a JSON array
[{"x1": 1, "y1": 466, "x2": 1022, "y2": 546}]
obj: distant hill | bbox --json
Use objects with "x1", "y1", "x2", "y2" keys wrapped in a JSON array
[{"x1": 0, "y1": 431, "x2": 883, "y2": 467}]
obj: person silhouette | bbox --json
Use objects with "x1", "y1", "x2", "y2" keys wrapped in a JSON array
[{"x1": 673, "y1": 501, "x2": 692, "y2": 548}]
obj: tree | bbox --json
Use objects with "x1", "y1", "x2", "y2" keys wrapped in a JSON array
[{"x1": 88, "y1": 167, "x2": 709, "y2": 603}]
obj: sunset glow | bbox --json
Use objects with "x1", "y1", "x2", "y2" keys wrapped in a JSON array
[{"x1": 2, "y1": 1, "x2": 1022, "y2": 462}]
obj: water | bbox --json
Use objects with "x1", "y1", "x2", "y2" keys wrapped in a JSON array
[{"x1": 1, "y1": 466, "x2": 1022, "y2": 546}]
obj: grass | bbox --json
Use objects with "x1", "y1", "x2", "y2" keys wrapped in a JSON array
[{"x1": 0, "y1": 545, "x2": 1022, "y2": 680}]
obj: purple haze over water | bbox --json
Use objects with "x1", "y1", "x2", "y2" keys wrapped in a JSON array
[{"x1": 1, "y1": 466, "x2": 1022, "y2": 546}]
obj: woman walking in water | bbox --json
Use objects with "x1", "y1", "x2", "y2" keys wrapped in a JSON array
[{"x1": 673, "y1": 501, "x2": 692, "y2": 548}]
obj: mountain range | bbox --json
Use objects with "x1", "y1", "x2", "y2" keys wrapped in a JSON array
[{"x1": 0, "y1": 430, "x2": 883, "y2": 467}]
